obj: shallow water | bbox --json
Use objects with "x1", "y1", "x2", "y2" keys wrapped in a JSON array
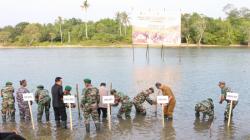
[{"x1": 0, "y1": 47, "x2": 250, "y2": 140}]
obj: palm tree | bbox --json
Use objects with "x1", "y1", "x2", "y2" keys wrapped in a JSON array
[
  {"x1": 121, "y1": 12, "x2": 130, "y2": 36},
  {"x1": 81, "y1": 0, "x2": 89, "y2": 39},
  {"x1": 57, "y1": 16, "x2": 63, "y2": 44},
  {"x1": 116, "y1": 12, "x2": 122, "y2": 36}
]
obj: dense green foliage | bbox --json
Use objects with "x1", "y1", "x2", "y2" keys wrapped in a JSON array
[{"x1": 0, "y1": 4, "x2": 249, "y2": 46}]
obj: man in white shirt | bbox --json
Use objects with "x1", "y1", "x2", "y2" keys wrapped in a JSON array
[{"x1": 98, "y1": 83, "x2": 108, "y2": 121}]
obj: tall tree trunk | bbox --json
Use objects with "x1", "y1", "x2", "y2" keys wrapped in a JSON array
[
  {"x1": 124, "y1": 25, "x2": 127, "y2": 36},
  {"x1": 185, "y1": 34, "x2": 190, "y2": 46},
  {"x1": 119, "y1": 22, "x2": 122, "y2": 36},
  {"x1": 198, "y1": 32, "x2": 204, "y2": 47},
  {"x1": 68, "y1": 31, "x2": 71, "y2": 43},
  {"x1": 85, "y1": 22, "x2": 88, "y2": 39},
  {"x1": 60, "y1": 24, "x2": 63, "y2": 44}
]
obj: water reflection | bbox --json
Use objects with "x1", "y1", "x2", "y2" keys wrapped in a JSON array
[{"x1": 160, "y1": 121, "x2": 176, "y2": 140}]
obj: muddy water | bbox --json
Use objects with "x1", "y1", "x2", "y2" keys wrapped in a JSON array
[{"x1": 0, "y1": 48, "x2": 250, "y2": 140}]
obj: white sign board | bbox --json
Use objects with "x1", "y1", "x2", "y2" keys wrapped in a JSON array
[
  {"x1": 63, "y1": 95, "x2": 75, "y2": 103},
  {"x1": 226, "y1": 92, "x2": 239, "y2": 101},
  {"x1": 157, "y1": 96, "x2": 169, "y2": 104},
  {"x1": 23, "y1": 93, "x2": 34, "y2": 101},
  {"x1": 102, "y1": 96, "x2": 115, "y2": 104}
]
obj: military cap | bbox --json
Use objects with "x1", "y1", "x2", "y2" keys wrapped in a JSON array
[
  {"x1": 6, "y1": 82, "x2": 13, "y2": 86},
  {"x1": 37, "y1": 85, "x2": 44, "y2": 89},
  {"x1": 84, "y1": 78, "x2": 91, "y2": 84},
  {"x1": 149, "y1": 87, "x2": 154, "y2": 93},
  {"x1": 218, "y1": 81, "x2": 226, "y2": 85},
  {"x1": 65, "y1": 85, "x2": 72, "y2": 91}
]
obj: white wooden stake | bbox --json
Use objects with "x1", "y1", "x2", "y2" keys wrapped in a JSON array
[
  {"x1": 227, "y1": 100, "x2": 233, "y2": 127},
  {"x1": 28, "y1": 101, "x2": 35, "y2": 130},
  {"x1": 108, "y1": 103, "x2": 111, "y2": 130},
  {"x1": 69, "y1": 103, "x2": 73, "y2": 130}
]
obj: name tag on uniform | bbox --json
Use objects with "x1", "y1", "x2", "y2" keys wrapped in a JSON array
[
  {"x1": 63, "y1": 95, "x2": 75, "y2": 103},
  {"x1": 226, "y1": 92, "x2": 239, "y2": 101},
  {"x1": 157, "y1": 96, "x2": 169, "y2": 104},
  {"x1": 103, "y1": 96, "x2": 115, "y2": 104},
  {"x1": 23, "y1": 93, "x2": 35, "y2": 101}
]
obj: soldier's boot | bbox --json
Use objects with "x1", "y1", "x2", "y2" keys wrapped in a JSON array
[
  {"x1": 46, "y1": 114, "x2": 50, "y2": 122},
  {"x1": 95, "y1": 123, "x2": 101, "y2": 132},
  {"x1": 125, "y1": 115, "x2": 131, "y2": 119},
  {"x1": 56, "y1": 121, "x2": 61, "y2": 127},
  {"x1": 117, "y1": 114, "x2": 122, "y2": 119},
  {"x1": 61, "y1": 121, "x2": 67, "y2": 129},
  {"x1": 2, "y1": 115, "x2": 6, "y2": 123},
  {"x1": 164, "y1": 115, "x2": 168, "y2": 119},
  {"x1": 195, "y1": 111, "x2": 200, "y2": 118},
  {"x1": 86, "y1": 123, "x2": 90, "y2": 133},
  {"x1": 10, "y1": 112, "x2": 15, "y2": 122},
  {"x1": 168, "y1": 116, "x2": 173, "y2": 121}
]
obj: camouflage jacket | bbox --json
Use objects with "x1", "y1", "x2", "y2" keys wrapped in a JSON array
[
  {"x1": 16, "y1": 87, "x2": 30, "y2": 106},
  {"x1": 35, "y1": 89, "x2": 51, "y2": 105},
  {"x1": 133, "y1": 91, "x2": 153, "y2": 105},
  {"x1": 221, "y1": 86, "x2": 232, "y2": 102},
  {"x1": 81, "y1": 87, "x2": 100, "y2": 106},
  {"x1": 1, "y1": 85, "x2": 15, "y2": 102},
  {"x1": 195, "y1": 99, "x2": 214, "y2": 112},
  {"x1": 113, "y1": 92, "x2": 131, "y2": 106}
]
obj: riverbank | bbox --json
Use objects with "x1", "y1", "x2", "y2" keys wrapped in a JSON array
[{"x1": 0, "y1": 44, "x2": 249, "y2": 49}]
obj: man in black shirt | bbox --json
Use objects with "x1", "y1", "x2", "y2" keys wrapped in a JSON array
[{"x1": 51, "y1": 77, "x2": 67, "y2": 128}]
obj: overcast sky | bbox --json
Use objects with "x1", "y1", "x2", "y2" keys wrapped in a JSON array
[{"x1": 0, "y1": 0, "x2": 250, "y2": 27}]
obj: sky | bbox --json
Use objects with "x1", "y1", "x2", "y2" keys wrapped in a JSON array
[{"x1": 0, "y1": 0, "x2": 250, "y2": 27}]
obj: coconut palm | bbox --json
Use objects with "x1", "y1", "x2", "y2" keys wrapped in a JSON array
[
  {"x1": 121, "y1": 12, "x2": 130, "y2": 36},
  {"x1": 81, "y1": 0, "x2": 90, "y2": 39}
]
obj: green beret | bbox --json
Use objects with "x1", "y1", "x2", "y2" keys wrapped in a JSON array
[
  {"x1": 65, "y1": 85, "x2": 72, "y2": 91},
  {"x1": 6, "y1": 82, "x2": 13, "y2": 86},
  {"x1": 84, "y1": 78, "x2": 91, "y2": 84},
  {"x1": 37, "y1": 85, "x2": 44, "y2": 89}
]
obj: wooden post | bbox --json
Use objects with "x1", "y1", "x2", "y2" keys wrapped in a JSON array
[
  {"x1": 162, "y1": 104, "x2": 165, "y2": 127},
  {"x1": 28, "y1": 101, "x2": 35, "y2": 130},
  {"x1": 69, "y1": 103, "x2": 73, "y2": 130},
  {"x1": 107, "y1": 103, "x2": 111, "y2": 130},
  {"x1": 76, "y1": 84, "x2": 81, "y2": 120},
  {"x1": 227, "y1": 100, "x2": 233, "y2": 127},
  {"x1": 132, "y1": 44, "x2": 135, "y2": 62}
]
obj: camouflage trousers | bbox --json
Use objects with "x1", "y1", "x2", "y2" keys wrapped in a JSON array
[
  {"x1": 18, "y1": 104, "x2": 30, "y2": 120},
  {"x1": 1, "y1": 100, "x2": 15, "y2": 121},
  {"x1": 37, "y1": 103, "x2": 50, "y2": 122},
  {"x1": 118, "y1": 101, "x2": 133, "y2": 118},
  {"x1": 83, "y1": 104, "x2": 99, "y2": 124},
  {"x1": 225, "y1": 101, "x2": 238, "y2": 119},
  {"x1": 133, "y1": 102, "x2": 146, "y2": 114}
]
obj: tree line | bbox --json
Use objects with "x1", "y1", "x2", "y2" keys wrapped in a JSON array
[{"x1": 0, "y1": 4, "x2": 249, "y2": 46}]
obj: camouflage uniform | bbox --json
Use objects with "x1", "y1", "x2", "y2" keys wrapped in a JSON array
[
  {"x1": 221, "y1": 86, "x2": 238, "y2": 120},
  {"x1": 16, "y1": 87, "x2": 31, "y2": 120},
  {"x1": 195, "y1": 98, "x2": 214, "y2": 119},
  {"x1": 133, "y1": 91, "x2": 153, "y2": 115},
  {"x1": 35, "y1": 88, "x2": 51, "y2": 122},
  {"x1": 113, "y1": 92, "x2": 133, "y2": 119},
  {"x1": 1, "y1": 84, "x2": 15, "y2": 122},
  {"x1": 81, "y1": 86, "x2": 100, "y2": 131}
]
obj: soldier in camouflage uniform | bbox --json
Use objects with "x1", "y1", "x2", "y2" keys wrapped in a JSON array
[
  {"x1": 110, "y1": 89, "x2": 133, "y2": 119},
  {"x1": 35, "y1": 85, "x2": 51, "y2": 122},
  {"x1": 195, "y1": 98, "x2": 214, "y2": 120},
  {"x1": 218, "y1": 81, "x2": 238, "y2": 120},
  {"x1": 133, "y1": 87, "x2": 155, "y2": 115},
  {"x1": 81, "y1": 79, "x2": 100, "y2": 133},
  {"x1": 16, "y1": 80, "x2": 31, "y2": 121},
  {"x1": 64, "y1": 86, "x2": 76, "y2": 108},
  {"x1": 1, "y1": 82, "x2": 15, "y2": 122}
]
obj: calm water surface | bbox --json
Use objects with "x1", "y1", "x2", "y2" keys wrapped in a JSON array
[{"x1": 0, "y1": 47, "x2": 250, "y2": 140}]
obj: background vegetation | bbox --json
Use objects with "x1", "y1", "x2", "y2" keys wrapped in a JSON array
[{"x1": 0, "y1": 4, "x2": 249, "y2": 47}]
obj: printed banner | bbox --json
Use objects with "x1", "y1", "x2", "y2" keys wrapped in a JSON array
[{"x1": 131, "y1": 9, "x2": 181, "y2": 45}]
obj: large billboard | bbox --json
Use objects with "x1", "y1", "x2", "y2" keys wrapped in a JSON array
[{"x1": 131, "y1": 9, "x2": 181, "y2": 45}]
